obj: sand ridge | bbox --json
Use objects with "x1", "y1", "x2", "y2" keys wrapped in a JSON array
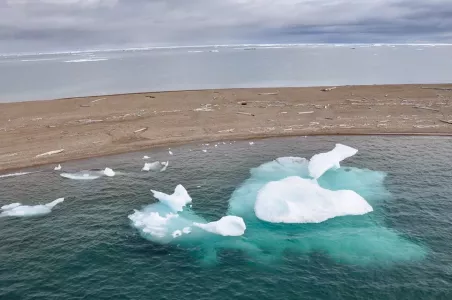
[{"x1": 1, "y1": 84, "x2": 452, "y2": 172}]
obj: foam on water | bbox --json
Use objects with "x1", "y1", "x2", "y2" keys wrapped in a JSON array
[{"x1": 0, "y1": 198, "x2": 64, "y2": 217}]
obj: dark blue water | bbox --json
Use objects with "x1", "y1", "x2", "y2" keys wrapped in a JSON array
[{"x1": 1, "y1": 136, "x2": 452, "y2": 299}]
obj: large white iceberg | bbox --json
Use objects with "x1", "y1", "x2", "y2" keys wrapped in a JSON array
[
  {"x1": 151, "y1": 184, "x2": 192, "y2": 212},
  {"x1": 308, "y1": 144, "x2": 357, "y2": 179},
  {"x1": 254, "y1": 176, "x2": 373, "y2": 223},
  {"x1": 1, "y1": 198, "x2": 65, "y2": 217},
  {"x1": 194, "y1": 216, "x2": 246, "y2": 236}
]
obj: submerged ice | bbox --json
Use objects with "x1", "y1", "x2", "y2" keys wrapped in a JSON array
[
  {"x1": 1, "y1": 198, "x2": 64, "y2": 217},
  {"x1": 130, "y1": 143, "x2": 426, "y2": 266}
]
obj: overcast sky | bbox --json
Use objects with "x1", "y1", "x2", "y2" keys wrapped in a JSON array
[{"x1": 1, "y1": 0, "x2": 452, "y2": 53}]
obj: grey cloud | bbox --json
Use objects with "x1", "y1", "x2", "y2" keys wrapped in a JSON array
[{"x1": 0, "y1": 0, "x2": 451, "y2": 53}]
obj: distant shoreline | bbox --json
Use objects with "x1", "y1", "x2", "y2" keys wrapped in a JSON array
[{"x1": 1, "y1": 84, "x2": 452, "y2": 173}]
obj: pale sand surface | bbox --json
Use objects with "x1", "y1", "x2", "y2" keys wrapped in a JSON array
[{"x1": 1, "y1": 84, "x2": 452, "y2": 172}]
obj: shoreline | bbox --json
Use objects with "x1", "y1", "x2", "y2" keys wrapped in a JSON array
[{"x1": 1, "y1": 84, "x2": 452, "y2": 173}]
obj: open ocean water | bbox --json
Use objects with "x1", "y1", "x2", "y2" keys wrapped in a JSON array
[
  {"x1": 1, "y1": 136, "x2": 452, "y2": 299},
  {"x1": 1, "y1": 44, "x2": 452, "y2": 102}
]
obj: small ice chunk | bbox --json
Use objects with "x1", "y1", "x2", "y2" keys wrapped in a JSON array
[
  {"x1": 308, "y1": 144, "x2": 357, "y2": 179},
  {"x1": 160, "y1": 161, "x2": 169, "y2": 172},
  {"x1": 151, "y1": 184, "x2": 192, "y2": 212},
  {"x1": 172, "y1": 230, "x2": 182, "y2": 238},
  {"x1": 182, "y1": 227, "x2": 192, "y2": 234},
  {"x1": 0, "y1": 198, "x2": 64, "y2": 217},
  {"x1": 54, "y1": 164, "x2": 62, "y2": 171},
  {"x1": 143, "y1": 155, "x2": 150, "y2": 160},
  {"x1": 254, "y1": 176, "x2": 372, "y2": 224},
  {"x1": 249, "y1": 142, "x2": 254, "y2": 145},
  {"x1": 202, "y1": 149, "x2": 207, "y2": 153},
  {"x1": 142, "y1": 161, "x2": 161, "y2": 171},
  {"x1": 103, "y1": 168, "x2": 115, "y2": 177},
  {"x1": 129, "y1": 211, "x2": 179, "y2": 238},
  {"x1": 169, "y1": 150, "x2": 173, "y2": 155},
  {"x1": 193, "y1": 216, "x2": 246, "y2": 236}
]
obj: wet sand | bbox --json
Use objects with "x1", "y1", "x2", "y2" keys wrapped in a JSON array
[{"x1": 1, "y1": 84, "x2": 452, "y2": 173}]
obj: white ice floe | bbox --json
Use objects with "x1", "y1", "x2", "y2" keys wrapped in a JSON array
[
  {"x1": 142, "y1": 161, "x2": 169, "y2": 172},
  {"x1": 142, "y1": 161, "x2": 162, "y2": 171},
  {"x1": 151, "y1": 185, "x2": 192, "y2": 212},
  {"x1": 54, "y1": 164, "x2": 62, "y2": 171},
  {"x1": 103, "y1": 168, "x2": 115, "y2": 177},
  {"x1": 160, "y1": 161, "x2": 169, "y2": 172},
  {"x1": 182, "y1": 227, "x2": 192, "y2": 234},
  {"x1": 194, "y1": 216, "x2": 246, "y2": 236},
  {"x1": 60, "y1": 168, "x2": 115, "y2": 180},
  {"x1": 0, "y1": 172, "x2": 32, "y2": 179},
  {"x1": 202, "y1": 149, "x2": 207, "y2": 153},
  {"x1": 1, "y1": 198, "x2": 64, "y2": 217},
  {"x1": 249, "y1": 142, "x2": 254, "y2": 145},
  {"x1": 129, "y1": 211, "x2": 179, "y2": 238},
  {"x1": 143, "y1": 155, "x2": 150, "y2": 160},
  {"x1": 169, "y1": 150, "x2": 173, "y2": 155},
  {"x1": 308, "y1": 144, "x2": 358, "y2": 179},
  {"x1": 254, "y1": 176, "x2": 372, "y2": 224},
  {"x1": 60, "y1": 172, "x2": 100, "y2": 180}
]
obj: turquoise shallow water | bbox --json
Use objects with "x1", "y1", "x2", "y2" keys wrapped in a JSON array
[{"x1": 1, "y1": 136, "x2": 452, "y2": 299}]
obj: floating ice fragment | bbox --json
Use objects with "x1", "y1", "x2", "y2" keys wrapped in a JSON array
[
  {"x1": 182, "y1": 227, "x2": 192, "y2": 234},
  {"x1": 54, "y1": 164, "x2": 62, "y2": 171},
  {"x1": 202, "y1": 150, "x2": 207, "y2": 153},
  {"x1": 103, "y1": 168, "x2": 115, "y2": 177},
  {"x1": 249, "y1": 142, "x2": 254, "y2": 145},
  {"x1": 194, "y1": 216, "x2": 246, "y2": 236},
  {"x1": 142, "y1": 161, "x2": 161, "y2": 171},
  {"x1": 151, "y1": 185, "x2": 192, "y2": 212},
  {"x1": 160, "y1": 161, "x2": 169, "y2": 172},
  {"x1": 169, "y1": 150, "x2": 173, "y2": 155},
  {"x1": 308, "y1": 144, "x2": 357, "y2": 179},
  {"x1": 254, "y1": 176, "x2": 372, "y2": 223},
  {"x1": 129, "y1": 211, "x2": 179, "y2": 238},
  {"x1": 0, "y1": 198, "x2": 64, "y2": 217},
  {"x1": 143, "y1": 155, "x2": 150, "y2": 160}
]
